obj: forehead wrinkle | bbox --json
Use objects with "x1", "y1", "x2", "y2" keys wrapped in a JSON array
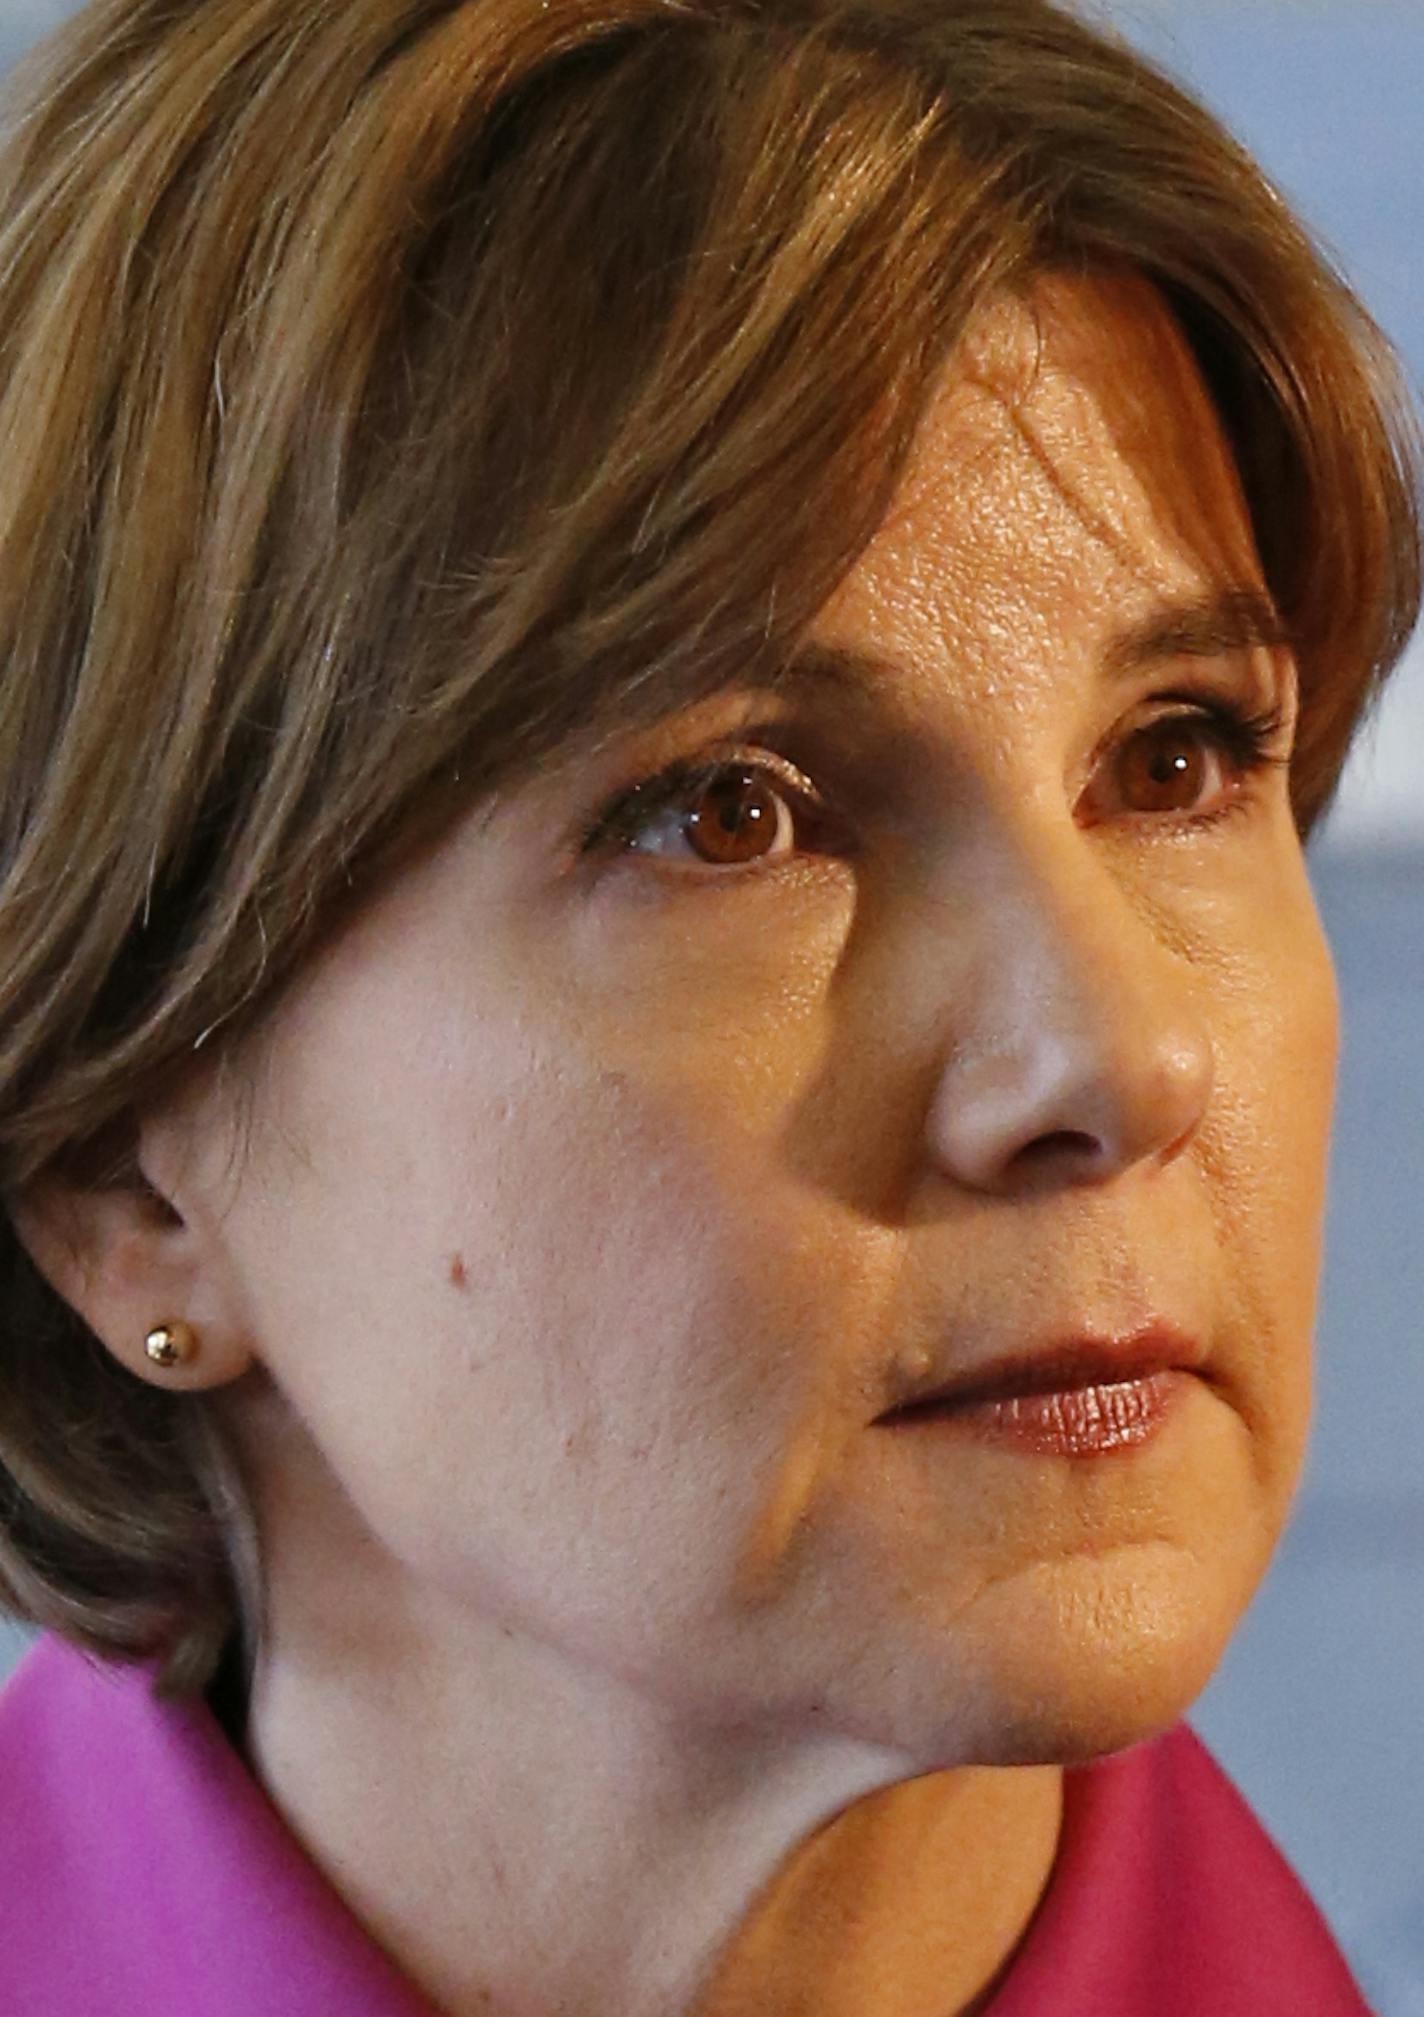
[
  {"x1": 949, "y1": 339, "x2": 1239, "y2": 630},
  {"x1": 806, "y1": 288, "x2": 1272, "y2": 717},
  {"x1": 950, "y1": 274, "x2": 1261, "y2": 592},
  {"x1": 1001, "y1": 391, "x2": 1180, "y2": 606}
]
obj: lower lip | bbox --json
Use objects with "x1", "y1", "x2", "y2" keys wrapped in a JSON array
[{"x1": 894, "y1": 1370, "x2": 1188, "y2": 1458}]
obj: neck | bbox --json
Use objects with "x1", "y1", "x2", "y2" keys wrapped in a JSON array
[{"x1": 243, "y1": 1601, "x2": 1060, "y2": 2017}]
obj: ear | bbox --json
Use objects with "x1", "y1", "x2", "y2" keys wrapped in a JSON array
[{"x1": 8, "y1": 1115, "x2": 256, "y2": 1394}]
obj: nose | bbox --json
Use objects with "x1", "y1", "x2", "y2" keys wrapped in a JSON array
[{"x1": 924, "y1": 825, "x2": 1214, "y2": 1197}]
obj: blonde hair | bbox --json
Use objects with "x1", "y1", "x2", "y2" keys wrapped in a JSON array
[{"x1": 0, "y1": 0, "x2": 1418, "y2": 1696}]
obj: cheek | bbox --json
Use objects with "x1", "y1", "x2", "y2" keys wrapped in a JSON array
[
  {"x1": 236, "y1": 1013, "x2": 851, "y2": 1628},
  {"x1": 1201, "y1": 878, "x2": 1339, "y2": 1481},
  {"x1": 1244, "y1": 886, "x2": 1338, "y2": 1271}
]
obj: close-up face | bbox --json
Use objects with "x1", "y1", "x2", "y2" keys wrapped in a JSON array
[{"x1": 170, "y1": 270, "x2": 1338, "y2": 1771}]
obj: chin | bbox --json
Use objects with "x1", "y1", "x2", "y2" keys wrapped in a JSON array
[
  {"x1": 938, "y1": 1549, "x2": 1249, "y2": 1770},
  {"x1": 887, "y1": 1532, "x2": 1250, "y2": 1774}
]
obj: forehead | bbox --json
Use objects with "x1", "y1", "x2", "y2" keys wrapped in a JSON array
[{"x1": 812, "y1": 271, "x2": 1266, "y2": 715}]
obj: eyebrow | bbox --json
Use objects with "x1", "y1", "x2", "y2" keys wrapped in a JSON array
[
  {"x1": 760, "y1": 586, "x2": 1291, "y2": 702},
  {"x1": 1103, "y1": 586, "x2": 1293, "y2": 679}
]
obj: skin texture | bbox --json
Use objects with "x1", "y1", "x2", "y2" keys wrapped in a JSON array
[{"x1": 20, "y1": 273, "x2": 1339, "y2": 2017}]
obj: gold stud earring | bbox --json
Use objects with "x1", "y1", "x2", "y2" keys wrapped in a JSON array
[{"x1": 145, "y1": 1321, "x2": 198, "y2": 1369}]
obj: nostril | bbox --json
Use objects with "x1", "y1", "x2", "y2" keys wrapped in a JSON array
[{"x1": 1016, "y1": 1130, "x2": 1105, "y2": 1172}]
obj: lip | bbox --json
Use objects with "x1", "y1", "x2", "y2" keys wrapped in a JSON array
[
  {"x1": 906, "y1": 1368, "x2": 1190, "y2": 1457},
  {"x1": 876, "y1": 1322, "x2": 1206, "y2": 1425}
]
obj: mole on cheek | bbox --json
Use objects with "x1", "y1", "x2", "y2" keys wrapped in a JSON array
[{"x1": 448, "y1": 1253, "x2": 469, "y2": 1290}]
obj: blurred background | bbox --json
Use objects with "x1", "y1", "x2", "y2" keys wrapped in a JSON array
[{"x1": 0, "y1": 0, "x2": 1419, "y2": 2008}]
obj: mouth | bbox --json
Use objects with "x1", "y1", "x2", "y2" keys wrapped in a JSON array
[{"x1": 875, "y1": 1326, "x2": 1203, "y2": 1459}]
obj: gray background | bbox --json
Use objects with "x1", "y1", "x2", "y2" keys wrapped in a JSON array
[{"x1": 0, "y1": 2, "x2": 1421, "y2": 2009}]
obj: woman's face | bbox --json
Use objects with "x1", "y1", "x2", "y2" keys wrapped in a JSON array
[{"x1": 187, "y1": 272, "x2": 1337, "y2": 1766}]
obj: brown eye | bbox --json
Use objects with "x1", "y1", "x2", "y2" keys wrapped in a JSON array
[
  {"x1": 586, "y1": 751, "x2": 827, "y2": 872},
  {"x1": 1114, "y1": 717, "x2": 1230, "y2": 817},
  {"x1": 680, "y1": 767, "x2": 789, "y2": 867},
  {"x1": 1084, "y1": 696, "x2": 1291, "y2": 829}
]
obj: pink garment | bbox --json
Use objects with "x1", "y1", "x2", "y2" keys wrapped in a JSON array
[{"x1": 0, "y1": 1633, "x2": 1373, "y2": 2014}]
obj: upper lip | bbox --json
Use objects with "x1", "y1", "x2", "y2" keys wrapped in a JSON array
[{"x1": 876, "y1": 1322, "x2": 1206, "y2": 1421}]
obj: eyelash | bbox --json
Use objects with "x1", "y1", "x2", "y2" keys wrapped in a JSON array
[{"x1": 577, "y1": 696, "x2": 1293, "y2": 872}]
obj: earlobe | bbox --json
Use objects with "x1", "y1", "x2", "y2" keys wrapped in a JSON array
[{"x1": 8, "y1": 1158, "x2": 255, "y2": 1393}]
